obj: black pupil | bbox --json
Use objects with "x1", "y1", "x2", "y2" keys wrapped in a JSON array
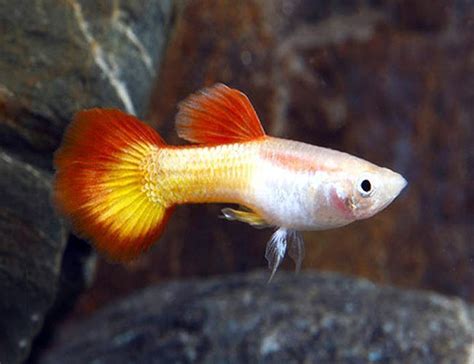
[{"x1": 361, "y1": 179, "x2": 371, "y2": 193}]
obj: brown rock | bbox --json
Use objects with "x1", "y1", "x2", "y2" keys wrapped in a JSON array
[{"x1": 78, "y1": 0, "x2": 474, "y2": 314}]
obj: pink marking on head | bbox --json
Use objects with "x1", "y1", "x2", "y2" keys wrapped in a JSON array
[{"x1": 329, "y1": 188, "x2": 354, "y2": 219}]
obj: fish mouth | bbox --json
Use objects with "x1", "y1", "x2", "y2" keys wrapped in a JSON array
[
  {"x1": 377, "y1": 171, "x2": 407, "y2": 212},
  {"x1": 389, "y1": 173, "x2": 408, "y2": 198}
]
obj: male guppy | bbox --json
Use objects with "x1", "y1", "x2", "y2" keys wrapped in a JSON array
[{"x1": 54, "y1": 84, "x2": 407, "y2": 280}]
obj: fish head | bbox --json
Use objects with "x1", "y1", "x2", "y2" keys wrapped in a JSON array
[
  {"x1": 307, "y1": 161, "x2": 407, "y2": 230},
  {"x1": 343, "y1": 166, "x2": 407, "y2": 221}
]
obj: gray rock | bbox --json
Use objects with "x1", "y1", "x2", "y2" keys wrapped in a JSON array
[
  {"x1": 41, "y1": 271, "x2": 474, "y2": 364},
  {"x1": 0, "y1": 1, "x2": 176, "y2": 360},
  {"x1": 0, "y1": 0, "x2": 173, "y2": 170},
  {"x1": 0, "y1": 151, "x2": 67, "y2": 364}
]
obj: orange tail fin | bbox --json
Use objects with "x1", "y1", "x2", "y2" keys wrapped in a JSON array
[{"x1": 54, "y1": 109, "x2": 173, "y2": 261}]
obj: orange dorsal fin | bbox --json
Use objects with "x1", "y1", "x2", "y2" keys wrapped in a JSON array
[{"x1": 176, "y1": 83, "x2": 266, "y2": 144}]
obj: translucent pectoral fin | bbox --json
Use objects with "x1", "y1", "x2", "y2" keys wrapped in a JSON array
[
  {"x1": 287, "y1": 230, "x2": 305, "y2": 273},
  {"x1": 265, "y1": 228, "x2": 288, "y2": 282},
  {"x1": 220, "y1": 207, "x2": 269, "y2": 228}
]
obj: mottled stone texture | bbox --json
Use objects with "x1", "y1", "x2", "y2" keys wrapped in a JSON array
[
  {"x1": 42, "y1": 272, "x2": 474, "y2": 364},
  {"x1": 0, "y1": 152, "x2": 67, "y2": 364},
  {"x1": 79, "y1": 0, "x2": 474, "y2": 312},
  {"x1": 0, "y1": 0, "x2": 172, "y2": 170}
]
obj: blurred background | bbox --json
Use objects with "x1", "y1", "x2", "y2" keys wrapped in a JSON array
[
  {"x1": 87, "y1": 0, "x2": 474, "y2": 308},
  {"x1": 0, "y1": 0, "x2": 473, "y2": 363}
]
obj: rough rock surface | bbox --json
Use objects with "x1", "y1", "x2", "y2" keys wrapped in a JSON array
[
  {"x1": 0, "y1": 0, "x2": 173, "y2": 170},
  {"x1": 0, "y1": 152, "x2": 67, "y2": 364},
  {"x1": 42, "y1": 272, "x2": 474, "y2": 364},
  {"x1": 81, "y1": 0, "x2": 474, "y2": 311}
]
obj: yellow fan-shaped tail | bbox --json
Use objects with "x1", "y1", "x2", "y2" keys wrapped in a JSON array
[{"x1": 54, "y1": 109, "x2": 173, "y2": 261}]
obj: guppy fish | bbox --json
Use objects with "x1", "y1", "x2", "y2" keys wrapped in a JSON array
[{"x1": 54, "y1": 84, "x2": 407, "y2": 280}]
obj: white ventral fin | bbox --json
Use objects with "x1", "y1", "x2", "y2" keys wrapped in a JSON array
[{"x1": 265, "y1": 228, "x2": 305, "y2": 282}]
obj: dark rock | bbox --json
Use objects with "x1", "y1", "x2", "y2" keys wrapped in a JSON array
[
  {"x1": 0, "y1": 151, "x2": 67, "y2": 363},
  {"x1": 26, "y1": 235, "x2": 97, "y2": 364},
  {"x1": 41, "y1": 272, "x2": 474, "y2": 364},
  {"x1": 0, "y1": 0, "x2": 173, "y2": 170},
  {"x1": 0, "y1": 0, "x2": 176, "y2": 361}
]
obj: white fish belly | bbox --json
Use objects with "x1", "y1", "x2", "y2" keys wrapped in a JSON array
[{"x1": 250, "y1": 161, "x2": 318, "y2": 230}]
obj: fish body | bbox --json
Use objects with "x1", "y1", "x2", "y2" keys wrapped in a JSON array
[
  {"x1": 54, "y1": 84, "x2": 407, "y2": 279},
  {"x1": 151, "y1": 137, "x2": 404, "y2": 231}
]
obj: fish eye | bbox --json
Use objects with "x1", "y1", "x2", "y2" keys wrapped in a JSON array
[
  {"x1": 357, "y1": 178, "x2": 373, "y2": 197},
  {"x1": 361, "y1": 179, "x2": 371, "y2": 192}
]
